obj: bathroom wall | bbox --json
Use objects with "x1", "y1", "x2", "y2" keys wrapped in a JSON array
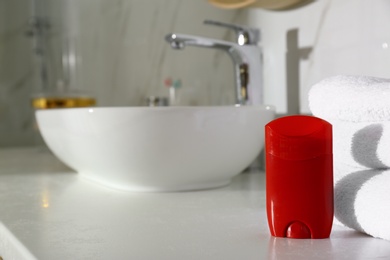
[
  {"x1": 0, "y1": 1, "x2": 4, "y2": 103},
  {"x1": 2, "y1": 0, "x2": 390, "y2": 146},
  {"x1": 0, "y1": 0, "x2": 38, "y2": 146},
  {"x1": 57, "y1": 0, "x2": 390, "y2": 114},
  {"x1": 73, "y1": 0, "x2": 241, "y2": 107},
  {"x1": 0, "y1": 0, "x2": 241, "y2": 147},
  {"x1": 245, "y1": 0, "x2": 390, "y2": 114}
]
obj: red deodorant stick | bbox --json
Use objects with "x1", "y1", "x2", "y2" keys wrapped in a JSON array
[{"x1": 265, "y1": 115, "x2": 333, "y2": 239}]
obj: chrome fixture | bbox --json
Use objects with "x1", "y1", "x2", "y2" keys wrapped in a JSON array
[
  {"x1": 165, "y1": 20, "x2": 262, "y2": 106},
  {"x1": 203, "y1": 20, "x2": 260, "y2": 46}
]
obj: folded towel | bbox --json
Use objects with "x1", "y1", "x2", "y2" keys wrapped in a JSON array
[
  {"x1": 309, "y1": 75, "x2": 390, "y2": 240},
  {"x1": 334, "y1": 166, "x2": 390, "y2": 241},
  {"x1": 327, "y1": 120, "x2": 390, "y2": 169},
  {"x1": 309, "y1": 75, "x2": 390, "y2": 168},
  {"x1": 309, "y1": 75, "x2": 390, "y2": 122}
]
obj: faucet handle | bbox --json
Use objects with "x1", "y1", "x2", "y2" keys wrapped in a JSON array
[{"x1": 203, "y1": 19, "x2": 260, "y2": 45}]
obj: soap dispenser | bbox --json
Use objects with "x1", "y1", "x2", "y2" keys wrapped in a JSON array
[{"x1": 265, "y1": 115, "x2": 333, "y2": 239}]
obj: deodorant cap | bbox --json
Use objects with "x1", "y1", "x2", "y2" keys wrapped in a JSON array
[{"x1": 265, "y1": 115, "x2": 332, "y2": 161}]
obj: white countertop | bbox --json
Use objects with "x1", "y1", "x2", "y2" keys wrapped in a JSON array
[{"x1": 0, "y1": 148, "x2": 390, "y2": 260}]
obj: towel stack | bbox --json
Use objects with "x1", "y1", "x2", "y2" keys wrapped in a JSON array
[{"x1": 309, "y1": 75, "x2": 390, "y2": 241}]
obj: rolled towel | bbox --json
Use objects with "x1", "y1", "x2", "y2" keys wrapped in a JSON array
[
  {"x1": 334, "y1": 166, "x2": 390, "y2": 241},
  {"x1": 329, "y1": 120, "x2": 390, "y2": 169},
  {"x1": 309, "y1": 75, "x2": 390, "y2": 122},
  {"x1": 309, "y1": 75, "x2": 390, "y2": 168}
]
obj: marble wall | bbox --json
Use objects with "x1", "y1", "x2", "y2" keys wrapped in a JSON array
[
  {"x1": 74, "y1": 0, "x2": 242, "y2": 107},
  {"x1": 0, "y1": 0, "x2": 242, "y2": 147},
  {"x1": 2, "y1": 0, "x2": 390, "y2": 146},
  {"x1": 0, "y1": 0, "x2": 37, "y2": 146}
]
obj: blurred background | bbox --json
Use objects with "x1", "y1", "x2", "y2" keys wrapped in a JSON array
[{"x1": 1, "y1": 0, "x2": 390, "y2": 147}]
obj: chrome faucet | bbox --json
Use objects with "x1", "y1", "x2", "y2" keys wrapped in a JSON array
[{"x1": 165, "y1": 20, "x2": 262, "y2": 106}]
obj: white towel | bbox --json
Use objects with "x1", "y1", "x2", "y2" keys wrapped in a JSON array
[
  {"x1": 309, "y1": 75, "x2": 390, "y2": 122},
  {"x1": 327, "y1": 120, "x2": 390, "y2": 169},
  {"x1": 309, "y1": 75, "x2": 390, "y2": 168},
  {"x1": 309, "y1": 75, "x2": 390, "y2": 241},
  {"x1": 334, "y1": 165, "x2": 390, "y2": 241}
]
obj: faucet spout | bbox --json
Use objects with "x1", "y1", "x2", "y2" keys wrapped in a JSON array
[
  {"x1": 165, "y1": 34, "x2": 186, "y2": 50},
  {"x1": 165, "y1": 33, "x2": 254, "y2": 105},
  {"x1": 166, "y1": 33, "x2": 236, "y2": 51}
]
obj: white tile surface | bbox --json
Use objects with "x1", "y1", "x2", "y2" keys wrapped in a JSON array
[{"x1": 0, "y1": 148, "x2": 390, "y2": 260}]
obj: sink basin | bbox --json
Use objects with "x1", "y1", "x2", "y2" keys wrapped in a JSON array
[{"x1": 36, "y1": 106, "x2": 275, "y2": 192}]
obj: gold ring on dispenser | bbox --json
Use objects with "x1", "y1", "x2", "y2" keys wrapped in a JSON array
[{"x1": 31, "y1": 97, "x2": 96, "y2": 109}]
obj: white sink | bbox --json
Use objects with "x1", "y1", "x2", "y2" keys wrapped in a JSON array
[{"x1": 36, "y1": 106, "x2": 275, "y2": 192}]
